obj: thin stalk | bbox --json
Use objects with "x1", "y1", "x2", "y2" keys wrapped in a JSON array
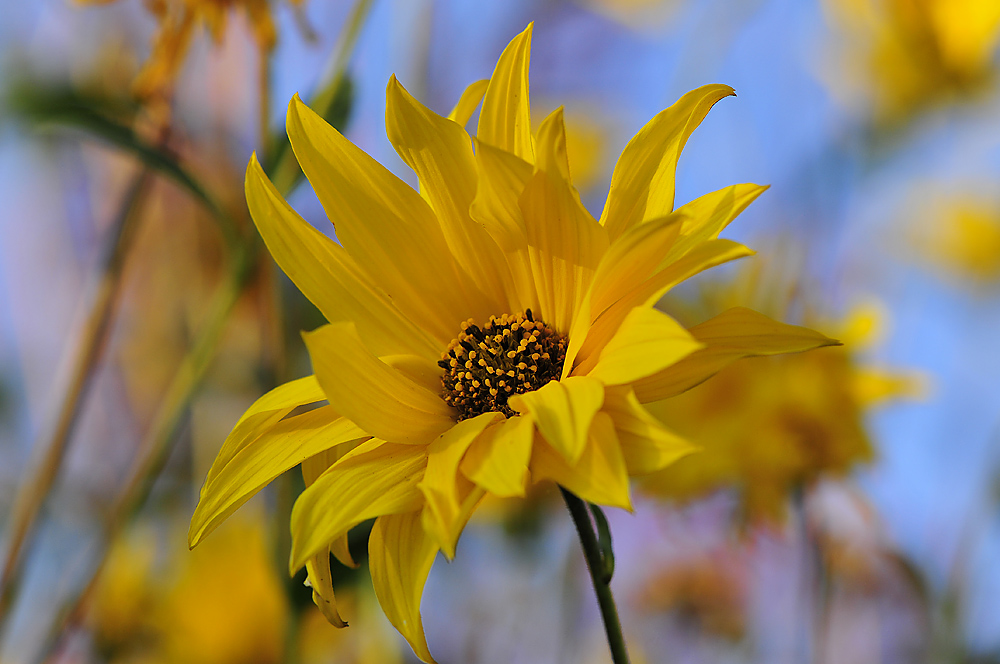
[
  {"x1": 0, "y1": 165, "x2": 153, "y2": 620},
  {"x1": 34, "y1": 242, "x2": 255, "y2": 664},
  {"x1": 560, "y1": 487, "x2": 630, "y2": 664}
]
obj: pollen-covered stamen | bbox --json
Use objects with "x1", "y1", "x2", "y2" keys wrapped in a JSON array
[{"x1": 438, "y1": 310, "x2": 567, "y2": 420}]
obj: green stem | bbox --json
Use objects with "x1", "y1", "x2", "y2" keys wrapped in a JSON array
[{"x1": 560, "y1": 487, "x2": 631, "y2": 664}]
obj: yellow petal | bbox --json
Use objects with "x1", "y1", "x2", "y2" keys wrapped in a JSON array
[
  {"x1": 303, "y1": 323, "x2": 454, "y2": 444},
  {"x1": 602, "y1": 387, "x2": 697, "y2": 474},
  {"x1": 460, "y1": 413, "x2": 536, "y2": 497},
  {"x1": 419, "y1": 412, "x2": 502, "y2": 558},
  {"x1": 530, "y1": 412, "x2": 631, "y2": 510},
  {"x1": 205, "y1": 375, "x2": 325, "y2": 487},
  {"x1": 509, "y1": 376, "x2": 604, "y2": 464},
  {"x1": 447, "y1": 78, "x2": 489, "y2": 126},
  {"x1": 632, "y1": 307, "x2": 842, "y2": 402},
  {"x1": 586, "y1": 306, "x2": 704, "y2": 385},
  {"x1": 189, "y1": 405, "x2": 368, "y2": 547},
  {"x1": 518, "y1": 164, "x2": 608, "y2": 333},
  {"x1": 664, "y1": 183, "x2": 769, "y2": 265},
  {"x1": 470, "y1": 139, "x2": 539, "y2": 314},
  {"x1": 385, "y1": 76, "x2": 514, "y2": 313},
  {"x1": 535, "y1": 106, "x2": 571, "y2": 181},
  {"x1": 286, "y1": 95, "x2": 489, "y2": 343},
  {"x1": 600, "y1": 84, "x2": 735, "y2": 242},
  {"x1": 289, "y1": 440, "x2": 426, "y2": 572},
  {"x1": 305, "y1": 547, "x2": 347, "y2": 628},
  {"x1": 245, "y1": 155, "x2": 440, "y2": 360},
  {"x1": 574, "y1": 239, "x2": 755, "y2": 373},
  {"x1": 302, "y1": 446, "x2": 363, "y2": 569},
  {"x1": 477, "y1": 23, "x2": 534, "y2": 162},
  {"x1": 369, "y1": 511, "x2": 439, "y2": 664}
]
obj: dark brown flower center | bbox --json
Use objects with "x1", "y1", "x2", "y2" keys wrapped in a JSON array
[{"x1": 438, "y1": 310, "x2": 567, "y2": 420}]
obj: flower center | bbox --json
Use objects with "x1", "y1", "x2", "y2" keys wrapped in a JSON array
[{"x1": 438, "y1": 310, "x2": 567, "y2": 420}]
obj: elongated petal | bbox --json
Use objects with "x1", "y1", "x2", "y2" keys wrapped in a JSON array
[
  {"x1": 245, "y1": 155, "x2": 440, "y2": 359},
  {"x1": 385, "y1": 77, "x2": 514, "y2": 313},
  {"x1": 478, "y1": 23, "x2": 534, "y2": 161},
  {"x1": 586, "y1": 306, "x2": 704, "y2": 386},
  {"x1": 305, "y1": 547, "x2": 347, "y2": 628},
  {"x1": 302, "y1": 446, "x2": 362, "y2": 568},
  {"x1": 287, "y1": 95, "x2": 489, "y2": 343},
  {"x1": 519, "y1": 162, "x2": 608, "y2": 332},
  {"x1": 205, "y1": 376, "x2": 325, "y2": 487},
  {"x1": 603, "y1": 387, "x2": 697, "y2": 474},
  {"x1": 447, "y1": 79, "x2": 488, "y2": 126},
  {"x1": 460, "y1": 413, "x2": 536, "y2": 497},
  {"x1": 470, "y1": 140, "x2": 538, "y2": 314},
  {"x1": 289, "y1": 440, "x2": 426, "y2": 572},
  {"x1": 369, "y1": 511, "x2": 439, "y2": 664},
  {"x1": 303, "y1": 323, "x2": 454, "y2": 444},
  {"x1": 509, "y1": 376, "x2": 604, "y2": 463},
  {"x1": 601, "y1": 84, "x2": 735, "y2": 242},
  {"x1": 419, "y1": 413, "x2": 502, "y2": 558},
  {"x1": 632, "y1": 308, "x2": 841, "y2": 402},
  {"x1": 664, "y1": 183, "x2": 768, "y2": 265},
  {"x1": 575, "y1": 239, "x2": 755, "y2": 372},
  {"x1": 530, "y1": 412, "x2": 631, "y2": 510},
  {"x1": 189, "y1": 405, "x2": 368, "y2": 547}
]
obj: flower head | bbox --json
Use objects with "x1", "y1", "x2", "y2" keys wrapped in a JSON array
[{"x1": 189, "y1": 25, "x2": 837, "y2": 662}]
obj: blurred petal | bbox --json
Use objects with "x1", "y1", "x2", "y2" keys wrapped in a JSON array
[
  {"x1": 290, "y1": 440, "x2": 426, "y2": 572},
  {"x1": 447, "y1": 78, "x2": 489, "y2": 126},
  {"x1": 586, "y1": 306, "x2": 704, "y2": 386},
  {"x1": 303, "y1": 323, "x2": 454, "y2": 444},
  {"x1": 287, "y1": 95, "x2": 490, "y2": 343},
  {"x1": 603, "y1": 387, "x2": 697, "y2": 474},
  {"x1": 245, "y1": 155, "x2": 440, "y2": 359},
  {"x1": 190, "y1": 406, "x2": 367, "y2": 547},
  {"x1": 477, "y1": 23, "x2": 534, "y2": 161},
  {"x1": 460, "y1": 413, "x2": 536, "y2": 497},
  {"x1": 633, "y1": 307, "x2": 841, "y2": 402},
  {"x1": 419, "y1": 412, "x2": 502, "y2": 558},
  {"x1": 530, "y1": 412, "x2": 631, "y2": 510},
  {"x1": 509, "y1": 376, "x2": 604, "y2": 464},
  {"x1": 600, "y1": 84, "x2": 735, "y2": 242},
  {"x1": 369, "y1": 512, "x2": 439, "y2": 664},
  {"x1": 385, "y1": 77, "x2": 513, "y2": 312}
]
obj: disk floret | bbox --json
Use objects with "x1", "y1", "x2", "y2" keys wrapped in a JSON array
[{"x1": 438, "y1": 309, "x2": 567, "y2": 420}]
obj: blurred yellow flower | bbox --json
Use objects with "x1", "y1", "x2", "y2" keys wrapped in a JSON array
[
  {"x1": 296, "y1": 587, "x2": 403, "y2": 664},
  {"x1": 908, "y1": 193, "x2": 1000, "y2": 284},
  {"x1": 639, "y1": 296, "x2": 921, "y2": 522},
  {"x1": 188, "y1": 24, "x2": 837, "y2": 663},
  {"x1": 579, "y1": 0, "x2": 683, "y2": 31},
  {"x1": 823, "y1": 0, "x2": 1000, "y2": 124},
  {"x1": 77, "y1": 0, "x2": 303, "y2": 101},
  {"x1": 89, "y1": 518, "x2": 289, "y2": 664}
]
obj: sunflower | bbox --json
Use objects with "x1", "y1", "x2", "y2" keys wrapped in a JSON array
[{"x1": 189, "y1": 25, "x2": 837, "y2": 663}]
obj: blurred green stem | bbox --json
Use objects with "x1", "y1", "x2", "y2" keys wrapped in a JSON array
[
  {"x1": 0, "y1": 164, "x2": 154, "y2": 621},
  {"x1": 560, "y1": 487, "x2": 631, "y2": 664}
]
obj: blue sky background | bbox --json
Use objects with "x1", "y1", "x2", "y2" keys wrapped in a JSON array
[{"x1": 1, "y1": 0, "x2": 1000, "y2": 660}]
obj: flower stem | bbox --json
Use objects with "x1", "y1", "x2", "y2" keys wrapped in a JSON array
[
  {"x1": 0, "y1": 165, "x2": 153, "y2": 621},
  {"x1": 560, "y1": 487, "x2": 631, "y2": 664}
]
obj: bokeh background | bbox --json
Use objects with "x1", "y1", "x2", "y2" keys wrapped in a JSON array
[{"x1": 1, "y1": 0, "x2": 999, "y2": 663}]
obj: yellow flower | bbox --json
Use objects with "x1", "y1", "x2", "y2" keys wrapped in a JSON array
[
  {"x1": 823, "y1": 0, "x2": 1000, "y2": 124},
  {"x1": 188, "y1": 25, "x2": 837, "y2": 663},
  {"x1": 639, "y1": 295, "x2": 920, "y2": 522},
  {"x1": 89, "y1": 517, "x2": 289, "y2": 664},
  {"x1": 908, "y1": 193, "x2": 1000, "y2": 285},
  {"x1": 77, "y1": 0, "x2": 301, "y2": 101}
]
